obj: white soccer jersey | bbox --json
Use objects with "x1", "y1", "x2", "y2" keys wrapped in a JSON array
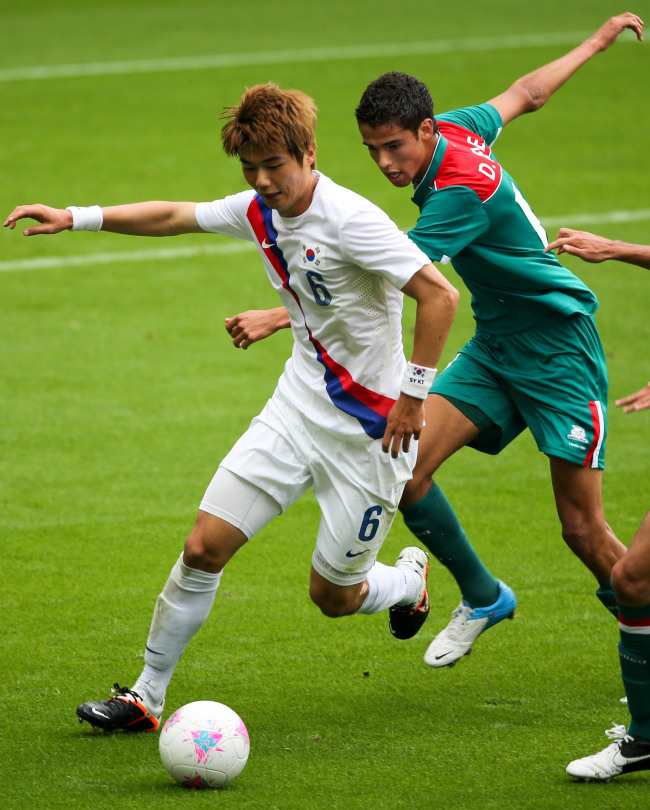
[{"x1": 195, "y1": 172, "x2": 430, "y2": 441}]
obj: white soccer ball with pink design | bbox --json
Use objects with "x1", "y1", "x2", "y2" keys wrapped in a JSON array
[{"x1": 159, "y1": 700, "x2": 250, "y2": 788}]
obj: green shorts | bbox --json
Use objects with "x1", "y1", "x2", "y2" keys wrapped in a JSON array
[{"x1": 431, "y1": 313, "x2": 608, "y2": 468}]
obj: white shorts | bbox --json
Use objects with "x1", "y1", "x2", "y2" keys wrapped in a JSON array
[{"x1": 199, "y1": 391, "x2": 417, "y2": 585}]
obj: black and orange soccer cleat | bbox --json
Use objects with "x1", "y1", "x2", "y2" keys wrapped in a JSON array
[
  {"x1": 389, "y1": 546, "x2": 430, "y2": 640},
  {"x1": 76, "y1": 683, "x2": 161, "y2": 732}
]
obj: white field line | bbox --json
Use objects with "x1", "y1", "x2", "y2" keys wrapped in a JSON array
[
  {"x1": 2, "y1": 209, "x2": 650, "y2": 273},
  {"x1": 542, "y1": 209, "x2": 650, "y2": 227},
  {"x1": 0, "y1": 30, "x2": 602, "y2": 83},
  {"x1": 0, "y1": 240, "x2": 255, "y2": 272}
]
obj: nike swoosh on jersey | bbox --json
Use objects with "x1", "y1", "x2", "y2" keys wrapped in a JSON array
[
  {"x1": 346, "y1": 549, "x2": 370, "y2": 558},
  {"x1": 261, "y1": 238, "x2": 275, "y2": 249}
]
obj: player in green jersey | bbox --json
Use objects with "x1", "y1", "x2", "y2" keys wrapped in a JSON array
[
  {"x1": 354, "y1": 12, "x2": 644, "y2": 667},
  {"x1": 543, "y1": 227, "x2": 650, "y2": 780}
]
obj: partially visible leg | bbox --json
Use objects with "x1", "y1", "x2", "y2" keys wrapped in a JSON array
[
  {"x1": 132, "y1": 464, "x2": 285, "y2": 709},
  {"x1": 566, "y1": 513, "x2": 650, "y2": 781},
  {"x1": 400, "y1": 395, "x2": 479, "y2": 508},
  {"x1": 400, "y1": 395, "x2": 500, "y2": 607},
  {"x1": 77, "y1": 469, "x2": 281, "y2": 731},
  {"x1": 309, "y1": 567, "x2": 370, "y2": 617},
  {"x1": 308, "y1": 435, "x2": 429, "y2": 637},
  {"x1": 612, "y1": 512, "x2": 650, "y2": 605},
  {"x1": 309, "y1": 555, "x2": 425, "y2": 619},
  {"x1": 76, "y1": 511, "x2": 249, "y2": 732},
  {"x1": 550, "y1": 456, "x2": 626, "y2": 578},
  {"x1": 403, "y1": 395, "x2": 517, "y2": 667},
  {"x1": 131, "y1": 510, "x2": 250, "y2": 710},
  {"x1": 611, "y1": 512, "x2": 650, "y2": 742},
  {"x1": 310, "y1": 549, "x2": 430, "y2": 641},
  {"x1": 550, "y1": 457, "x2": 626, "y2": 616}
]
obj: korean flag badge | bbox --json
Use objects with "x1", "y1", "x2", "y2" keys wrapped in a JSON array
[{"x1": 301, "y1": 243, "x2": 325, "y2": 269}]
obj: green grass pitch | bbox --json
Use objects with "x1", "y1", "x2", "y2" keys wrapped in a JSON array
[{"x1": 1, "y1": 1, "x2": 649, "y2": 807}]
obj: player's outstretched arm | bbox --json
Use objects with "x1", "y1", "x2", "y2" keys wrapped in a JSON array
[
  {"x1": 4, "y1": 201, "x2": 202, "y2": 237},
  {"x1": 616, "y1": 382, "x2": 650, "y2": 413},
  {"x1": 383, "y1": 264, "x2": 459, "y2": 458},
  {"x1": 225, "y1": 307, "x2": 291, "y2": 350},
  {"x1": 488, "y1": 12, "x2": 644, "y2": 125},
  {"x1": 546, "y1": 228, "x2": 650, "y2": 270}
]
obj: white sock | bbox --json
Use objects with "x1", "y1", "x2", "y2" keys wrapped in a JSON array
[
  {"x1": 355, "y1": 561, "x2": 415, "y2": 614},
  {"x1": 133, "y1": 553, "x2": 221, "y2": 709}
]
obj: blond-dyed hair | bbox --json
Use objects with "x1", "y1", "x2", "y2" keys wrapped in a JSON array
[{"x1": 221, "y1": 83, "x2": 317, "y2": 164}]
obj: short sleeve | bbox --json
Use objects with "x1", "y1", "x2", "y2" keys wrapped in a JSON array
[
  {"x1": 339, "y1": 206, "x2": 431, "y2": 290},
  {"x1": 408, "y1": 185, "x2": 489, "y2": 262},
  {"x1": 195, "y1": 191, "x2": 256, "y2": 241}
]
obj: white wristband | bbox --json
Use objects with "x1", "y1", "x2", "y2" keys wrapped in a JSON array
[
  {"x1": 400, "y1": 362, "x2": 437, "y2": 399},
  {"x1": 66, "y1": 205, "x2": 103, "y2": 232}
]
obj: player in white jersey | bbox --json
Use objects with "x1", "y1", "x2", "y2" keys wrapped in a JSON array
[
  {"x1": 195, "y1": 172, "x2": 422, "y2": 444},
  {"x1": 5, "y1": 83, "x2": 458, "y2": 732}
]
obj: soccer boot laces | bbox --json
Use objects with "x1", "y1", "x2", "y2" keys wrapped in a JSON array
[
  {"x1": 389, "y1": 546, "x2": 430, "y2": 640},
  {"x1": 566, "y1": 723, "x2": 650, "y2": 781},
  {"x1": 76, "y1": 683, "x2": 162, "y2": 732},
  {"x1": 424, "y1": 579, "x2": 516, "y2": 668}
]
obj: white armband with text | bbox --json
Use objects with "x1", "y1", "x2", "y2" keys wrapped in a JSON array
[
  {"x1": 400, "y1": 362, "x2": 437, "y2": 399},
  {"x1": 66, "y1": 205, "x2": 103, "y2": 232}
]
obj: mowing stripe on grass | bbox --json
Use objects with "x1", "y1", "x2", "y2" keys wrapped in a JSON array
[
  {"x1": 2, "y1": 209, "x2": 650, "y2": 273},
  {"x1": 0, "y1": 30, "x2": 628, "y2": 83}
]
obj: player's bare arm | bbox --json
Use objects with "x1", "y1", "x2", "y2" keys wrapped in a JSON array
[
  {"x1": 383, "y1": 263, "x2": 459, "y2": 458},
  {"x1": 488, "y1": 12, "x2": 644, "y2": 125},
  {"x1": 616, "y1": 383, "x2": 650, "y2": 413},
  {"x1": 546, "y1": 228, "x2": 650, "y2": 269},
  {"x1": 225, "y1": 307, "x2": 291, "y2": 350},
  {"x1": 4, "y1": 201, "x2": 202, "y2": 237}
]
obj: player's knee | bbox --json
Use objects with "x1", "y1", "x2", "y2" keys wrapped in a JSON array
[
  {"x1": 560, "y1": 514, "x2": 624, "y2": 576},
  {"x1": 308, "y1": 582, "x2": 353, "y2": 618},
  {"x1": 183, "y1": 528, "x2": 228, "y2": 573},
  {"x1": 611, "y1": 558, "x2": 650, "y2": 607},
  {"x1": 560, "y1": 515, "x2": 604, "y2": 562},
  {"x1": 560, "y1": 515, "x2": 588, "y2": 547}
]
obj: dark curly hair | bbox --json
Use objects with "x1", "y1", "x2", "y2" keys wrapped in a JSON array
[{"x1": 355, "y1": 72, "x2": 437, "y2": 136}]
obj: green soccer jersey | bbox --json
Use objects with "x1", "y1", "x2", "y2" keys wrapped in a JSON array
[{"x1": 408, "y1": 103, "x2": 598, "y2": 334}]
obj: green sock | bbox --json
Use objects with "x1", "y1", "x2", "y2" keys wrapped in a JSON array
[
  {"x1": 400, "y1": 482, "x2": 499, "y2": 608},
  {"x1": 618, "y1": 604, "x2": 650, "y2": 740},
  {"x1": 596, "y1": 578, "x2": 618, "y2": 616}
]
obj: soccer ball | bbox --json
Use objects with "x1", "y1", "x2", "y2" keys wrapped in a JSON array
[{"x1": 159, "y1": 700, "x2": 250, "y2": 788}]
